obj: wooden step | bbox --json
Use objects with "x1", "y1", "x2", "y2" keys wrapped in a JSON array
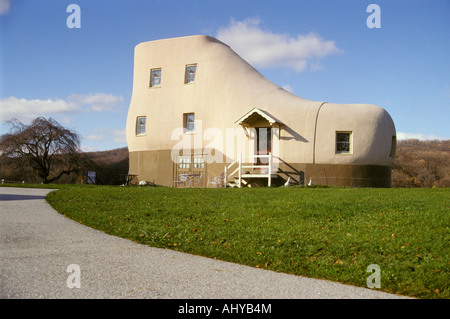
[{"x1": 241, "y1": 174, "x2": 278, "y2": 178}]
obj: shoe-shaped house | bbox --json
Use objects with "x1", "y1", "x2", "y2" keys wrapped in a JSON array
[{"x1": 126, "y1": 35, "x2": 396, "y2": 187}]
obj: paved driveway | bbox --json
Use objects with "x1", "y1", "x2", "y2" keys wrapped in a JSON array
[{"x1": 0, "y1": 187, "x2": 408, "y2": 299}]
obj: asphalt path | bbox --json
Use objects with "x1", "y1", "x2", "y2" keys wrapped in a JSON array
[{"x1": 0, "y1": 187, "x2": 409, "y2": 299}]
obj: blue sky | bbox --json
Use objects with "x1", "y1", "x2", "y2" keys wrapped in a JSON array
[{"x1": 1, "y1": 0, "x2": 449, "y2": 151}]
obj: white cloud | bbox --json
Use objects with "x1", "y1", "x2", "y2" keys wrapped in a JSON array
[
  {"x1": 0, "y1": 93, "x2": 124, "y2": 122},
  {"x1": 68, "y1": 93, "x2": 124, "y2": 112},
  {"x1": 80, "y1": 145, "x2": 100, "y2": 153},
  {"x1": 216, "y1": 18, "x2": 342, "y2": 72},
  {"x1": 310, "y1": 61, "x2": 325, "y2": 72},
  {"x1": 0, "y1": 96, "x2": 76, "y2": 122},
  {"x1": 281, "y1": 84, "x2": 293, "y2": 93},
  {"x1": 84, "y1": 128, "x2": 126, "y2": 144},
  {"x1": 85, "y1": 134, "x2": 106, "y2": 141},
  {"x1": 397, "y1": 132, "x2": 449, "y2": 141},
  {"x1": 111, "y1": 129, "x2": 127, "y2": 144},
  {"x1": 0, "y1": 0, "x2": 11, "y2": 15}
]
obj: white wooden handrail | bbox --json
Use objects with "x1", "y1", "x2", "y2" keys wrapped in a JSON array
[{"x1": 224, "y1": 153, "x2": 273, "y2": 187}]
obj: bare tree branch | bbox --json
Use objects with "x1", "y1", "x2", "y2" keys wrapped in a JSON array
[{"x1": 0, "y1": 117, "x2": 90, "y2": 183}]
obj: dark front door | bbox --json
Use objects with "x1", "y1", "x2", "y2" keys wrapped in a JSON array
[
  {"x1": 256, "y1": 128, "x2": 272, "y2": 154},
  {"x1": 256, "y1": 128, "x2": 271, "y2": 166}
]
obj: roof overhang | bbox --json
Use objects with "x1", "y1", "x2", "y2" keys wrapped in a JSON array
[{"x1": 235, "y1": 108, "x2": 284, "y2": 127}]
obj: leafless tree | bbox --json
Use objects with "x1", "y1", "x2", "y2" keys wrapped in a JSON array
[
  {"x1": 392, "y1": 139, "x2": 450, "y2": 188},
  {"x1": 0, "y1": 117, "x2": 91, "y2": 183}
]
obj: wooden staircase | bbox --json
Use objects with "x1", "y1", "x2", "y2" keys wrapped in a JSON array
[{"x1": 224, "y1": 153, "x2": 276, "y2": 188}]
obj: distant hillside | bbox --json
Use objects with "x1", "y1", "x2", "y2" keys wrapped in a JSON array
[
  {"x1": 2, "y1": 142, "x2": 448, "y2": 187},
  {"x1": 392, "y1": 139, "x2": 450, "y2": 187},
  {"x1": 87, "y1": 147, "x2": 129, "y2": 164},
  {"x1": 91, "y1": 141, "x2": 449, "y2": 188}
]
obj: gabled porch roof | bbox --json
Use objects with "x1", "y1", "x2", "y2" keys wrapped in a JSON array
[{"x1": 235, "y1": 108, "x2": 284, "y2": 127}]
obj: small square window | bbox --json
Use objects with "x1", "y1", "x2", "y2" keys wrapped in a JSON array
[
  {"x1": 178, "y1": 157, "x2": 190, "y2": 169},
  {"x1": 185, "y1": 64, "x2": 197, "y2": 84},
  {"x1": 150, "y1": 68, "x2": 161, "y2": 87},
  {"x1": 336, "y1": 132, "x2": 352, "y2": 154},
  {"x1": 136, "y1": 116, "x2": 146, "y2": 136},
  {"x1": 193, "y1": 157, "x2": 204, "y2": 169},
  {"x1": 184, "y1": 113, "x2": 195, "y2": 133}
]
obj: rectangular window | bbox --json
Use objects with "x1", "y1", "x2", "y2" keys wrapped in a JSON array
[
  {"x1": 184, "y1": 113, "x2": 195, "y2": 133},
  {"x1": 390, "y1": 135, "x2": 397, "y2": 157},
  {"x1": 136, "y1": 116, "x2": 146, "y2": 136},
  {"x1": 185, "y1": 64, "x2": 197, "y2": 84},
  {"x1": 178, "y1": 157, "x2": 191, "y2": 169},
  {"x1": 336, "y1": 132, "x2": 352, "y2": 154},
  {"x1": 193, "y1": 156, "x2": 204, "y2": 169},
  {"x1": 150, "y1": 68, "x2": 161, "y2": 87}
]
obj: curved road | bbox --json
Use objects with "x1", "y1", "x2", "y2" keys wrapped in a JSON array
[{"x1": 1, "y1": 187, "x2": 408, "y2": 299}]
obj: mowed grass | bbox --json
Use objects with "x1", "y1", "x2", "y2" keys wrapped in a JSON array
[{"x1": 46, "y1": 186, "x2": 449, "y2": 299}]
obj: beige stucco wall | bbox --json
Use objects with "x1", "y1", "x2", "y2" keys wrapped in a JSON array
[
  {"x1": 314, "y1": 103, "x2": 396, "y2": 165},
  {"x1": 126, "y1": 35, "x2": 396, "y2": 185}
]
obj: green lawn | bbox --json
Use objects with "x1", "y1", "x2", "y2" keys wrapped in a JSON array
[{"x1": 44, "y1": 185, "x2": 449, "y2": 299}]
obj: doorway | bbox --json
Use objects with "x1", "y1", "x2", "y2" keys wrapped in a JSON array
[
  {"x1": 173, "y1": 153, "x2": 206, "y2": 187},
  {"x1": 256, "y1": 127, "x2": 272, "y2": 165}
]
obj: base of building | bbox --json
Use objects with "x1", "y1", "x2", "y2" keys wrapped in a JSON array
[{"x1": 129, "y1": 150, "x2": 391, "y2": 188}]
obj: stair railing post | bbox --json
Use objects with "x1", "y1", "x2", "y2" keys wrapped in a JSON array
[
  {"x1": 224, "y1": 164, "x2": 228, "y2": 188},
  {"x1": 268, "y1": 152, "x2": 272, "y2": 187},
  {"x1": 238, "y1": 153, "x2": 242, "y2": 188}
]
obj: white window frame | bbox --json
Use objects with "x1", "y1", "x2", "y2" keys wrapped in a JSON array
[
  {"x1": 136, "y1": 116, "x2": 146, "y2": 136},
  {"x1": 150, "y1": 68, "x2": 161, "y2": 88},
  {"x1": 178, "y1": 156, "x2": 191, "y2": 169},
  {"x1": 193, "y1": 156, "x2": 204, "y2": 169},
  {"x1": 184, "y1": 113, "x2": 195, "y2": 133},
  {"x1": 185, "y1": 64, "x2": 197, "y2": 84}
]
